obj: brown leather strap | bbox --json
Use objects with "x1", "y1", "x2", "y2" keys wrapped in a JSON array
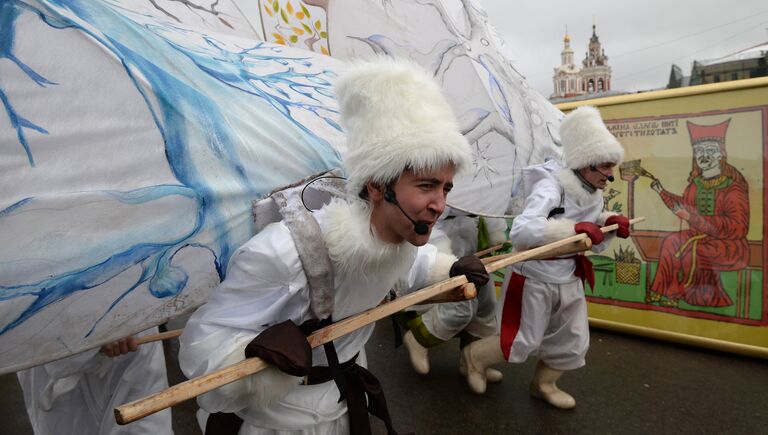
[{"x1": 204, "y1": 411, "x2": 243, "y2": 435}]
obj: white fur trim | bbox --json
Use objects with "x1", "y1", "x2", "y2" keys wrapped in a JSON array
[
  {"x1": 427, "y1": 252, "x2": 458, "y2": 284},
  {"x1": 431, "y1": 235, "x2": 455, "y2": 255},
  {"x1": 209, "y1": 340, "x2": 301, "y2": 408},
  {"x1": 485, "y1": 217, "x2": 509, "y2": 245},
  {"x1": 543, "y1": 218, "x2": 577, "y2": 244},
  {"x1": 559, "y1": 106, "x2": 624, "y2": 169},
  {"x1": 488, "y1": 229, "x2": 508, "y2": 246},
  {"x1": 557, "y1": 169, "x2": 602, "y2": 207},
  {"x1": 247, "y1": 367, "x2": 302, "y2": 408},
  {"x1": 209, "y1": 340, "x2": 252, "y2": 401},
  {"x1": 322, "y1": 198, "x2": 416, "y2": 281},
  {"x1": 335, "y1": 57, "x2": 472, "y2": 195}
]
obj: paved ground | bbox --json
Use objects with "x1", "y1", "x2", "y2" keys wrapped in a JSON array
[{"x1": 2, "y1": 322, "x2": 766, "y2": 434}]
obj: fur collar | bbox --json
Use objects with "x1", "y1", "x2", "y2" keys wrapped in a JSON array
[
  {"x1": 321, "y1": 198, "x2": 416, "y2": 280},
  {"x1": 557, "y1": 168, "x2": 602, "y2": 207}
]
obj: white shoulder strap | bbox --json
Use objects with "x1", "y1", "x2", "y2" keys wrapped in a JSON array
[{"x1": 251, "y1": 169, "x2": 345, "y2": 319}]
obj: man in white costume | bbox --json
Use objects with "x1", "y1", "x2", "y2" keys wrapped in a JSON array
[
  {"x1": 399, "y1": 214, "x2": 507, "y2": 383},
  {"x1": 178, "y1": 57, "x2": 488, "y2": 434},
  {"x1": 461, "y1": 106, "x2": 631, "y2": 409},
  {"x1": 17, "y1": 328, "x2": 173, "y2": 434}
]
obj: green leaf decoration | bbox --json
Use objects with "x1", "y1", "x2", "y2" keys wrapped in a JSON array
[
  {"x1": 320, "y1": 31, "x2": 327, "y2": 39},
  {"x1": 302, "y1": 22, "x2": 312, "y2": 33},
  {"x1": 289, "y1": 34, "x2": 298, "y2": 43},
  {"x1": 272, "y1": 0, "x2": 279, "y2": 12},
  {"x1": 301, "y1": 3, "x2": 310, "y2": 18},
  {"x1": 280, "y1": 8, "x2": 289, "y2": 24}
]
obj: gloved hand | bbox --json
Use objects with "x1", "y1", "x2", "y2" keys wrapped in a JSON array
[
  {"x1": 605, "y1": 215, "x2": 630, "y2": 238},
  {"x1": 245, "y1": 320, "x2": 312, "y2": 377},
  {"x1": 450, "y1": 255, "x2": 490, "y2": 287},
  {"x1": 574, "y1": 222, "x2": 605, "y2": 245}
]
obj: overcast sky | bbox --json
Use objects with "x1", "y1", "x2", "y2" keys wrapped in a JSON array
[{"x1": 479, "y1": 0, "x2": 768, "y2": 97}]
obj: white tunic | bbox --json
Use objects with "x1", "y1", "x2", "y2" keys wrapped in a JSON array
[
  {"x1": 509, "y1": 160, "x2": 613, "y2": 282},
  {"x1": 179, "y1": 200, "x2": 449, "y2": 434},
  {"x1": 498, "y1": 160, "x2": 615, "y2": 370},
  {"x1": 17, "y1": 327, "x2": 172, "y2": 435}
]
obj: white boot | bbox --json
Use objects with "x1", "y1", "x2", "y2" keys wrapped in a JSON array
[
  {"x1": 461, "y1": 335, "x2": 505, "y2": 394},
  {"x1": 530, "y1": 360, "x2": 576, "y2": 409},
  {"x1": 403, "y1": 330, "x2": 430, "y2": 375},
  {"x1": 459, "y1": 351, "x2": 503, "y2": 383}
]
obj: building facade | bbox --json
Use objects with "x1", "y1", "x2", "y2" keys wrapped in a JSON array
[
  {"x1": 668, "y1": 42, "x2": 768, "y2": 88},
  {"x1": 552, "y1": 25, "x2": 612, "y2": 100}
]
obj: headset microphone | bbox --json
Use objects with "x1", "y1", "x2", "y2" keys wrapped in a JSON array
[
  {"x1": 384, "y1": 190, "x2": 430, "y2": 235},
  {"x1": 590, "y1": 165, "x2": 615, "y2": 182}
]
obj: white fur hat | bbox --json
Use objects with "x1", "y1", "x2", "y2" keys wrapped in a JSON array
[
  {"x1": 559, "y1": 106, "x2": 624, "y2": 169},
  {"x1": 334, "y1": 57, "x2": 472, "y2": 196}
]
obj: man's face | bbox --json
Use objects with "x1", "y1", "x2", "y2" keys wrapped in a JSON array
[
  {"x1": 579, "y1": 162, "x2": 616, "y2": 190},
  {"x1": 693, "y1": 141, "x2": 722, "y2": 172},
  {"x1": 369, "y1": 165, "x2": 455, "y2": 246}
]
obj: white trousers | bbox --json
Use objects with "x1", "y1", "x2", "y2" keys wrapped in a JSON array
[
  {"x1": 497, "y1": 272, "x2": 589, "y2": 370},
  {"x1": 421, "y1": 279, "x2": 497, "y2": 341}
]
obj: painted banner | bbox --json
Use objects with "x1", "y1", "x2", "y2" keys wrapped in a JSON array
[
  {"x1": 0, "y1": 0, "x2": 349, "y2": 374},
  {"x1": 247, "y1": 0, "x2": 565, "y2": 216},
  {"x1": 558, "y1": 78, "x2": 768, "y2": 356},
  {"x1": 0, "y1": 0, "x2": 562, "y2": 373}
]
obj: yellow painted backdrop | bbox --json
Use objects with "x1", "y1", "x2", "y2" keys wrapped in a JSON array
[{"x1": 558, "y1": 77, "x2": 768, "y2": 357}]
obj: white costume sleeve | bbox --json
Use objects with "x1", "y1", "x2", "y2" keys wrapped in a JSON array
[
  {"x1": 510, "y1": 176, "x2": 566, "y2": 250},
  {"x1": 179, "y1": 222, "x2": 311, "y2": 413},
  {"x1": 18, "y1": 327, "x2": 171, "y2": 435},
  {"x1": 397, "y1": 243, "x2": 457, "y2": 294}
]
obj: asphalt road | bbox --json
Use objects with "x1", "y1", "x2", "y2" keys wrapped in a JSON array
[{"x1": 2, "y1": 322, "x2": 766, "y2": 434}]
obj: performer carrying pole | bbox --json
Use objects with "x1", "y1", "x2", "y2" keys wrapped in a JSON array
[
  {"x1": 115, "y1": 216, "x2": 642, "y2": 426},
  {"x1": 170, "y1": 57, "x2": 483, "y2": 435},
  {"x1": 462, "y1": 105, "x2": 631, "y2": 409}
]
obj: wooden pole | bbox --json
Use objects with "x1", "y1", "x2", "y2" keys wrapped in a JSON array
[
  {"x1": 135, "y1": 329, "x2": 182, "y2": 345},
  {"x1": 115, "y1": 278, "x2": 472, "y2": 424},
  {"x1": 481, "y1": 217, "x2": 645, "y2": 268},
  {"x1": 420, "y1": 281, "x2": 477, "y2": 304},
  {"x1": 131, "y1": 270, "x2": 481, "y2": 347},
  {"x1": 305, "y1": 281, "x2": 475, "y2": 348},
  {"x1": 116, "y1": 217, "x2": 644, "y2": 424},
  {"x1": 133, "y1": 237, "x2": 515, "y2": 348},
  {"x1": 482, "y1": 233, "x2": 589, "y2": 272},
  {"x1": 481, "y1": 238, "x2": 592, "y2": 265},
  {"x1": 474, "y1": 243, "x2": 505, "y2": 258}
]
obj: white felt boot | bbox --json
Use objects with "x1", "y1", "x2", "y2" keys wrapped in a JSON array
[
  {"x1": 403, "y1": 330, "x2": 430, "y2": 375},
  {"x1": 530, "y1": 360, "x2": 576, "y2": 409},
  {"x1": 459, "y1": 350, "x2": 503, "y2": 383},
  {"x1": 461, "y1": 335, "x2": 505, "y2": 394}
]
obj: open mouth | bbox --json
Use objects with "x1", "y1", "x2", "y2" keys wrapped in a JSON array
[{"x1": 417, "y1": 220, "x2": 435, "y2": 228}]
